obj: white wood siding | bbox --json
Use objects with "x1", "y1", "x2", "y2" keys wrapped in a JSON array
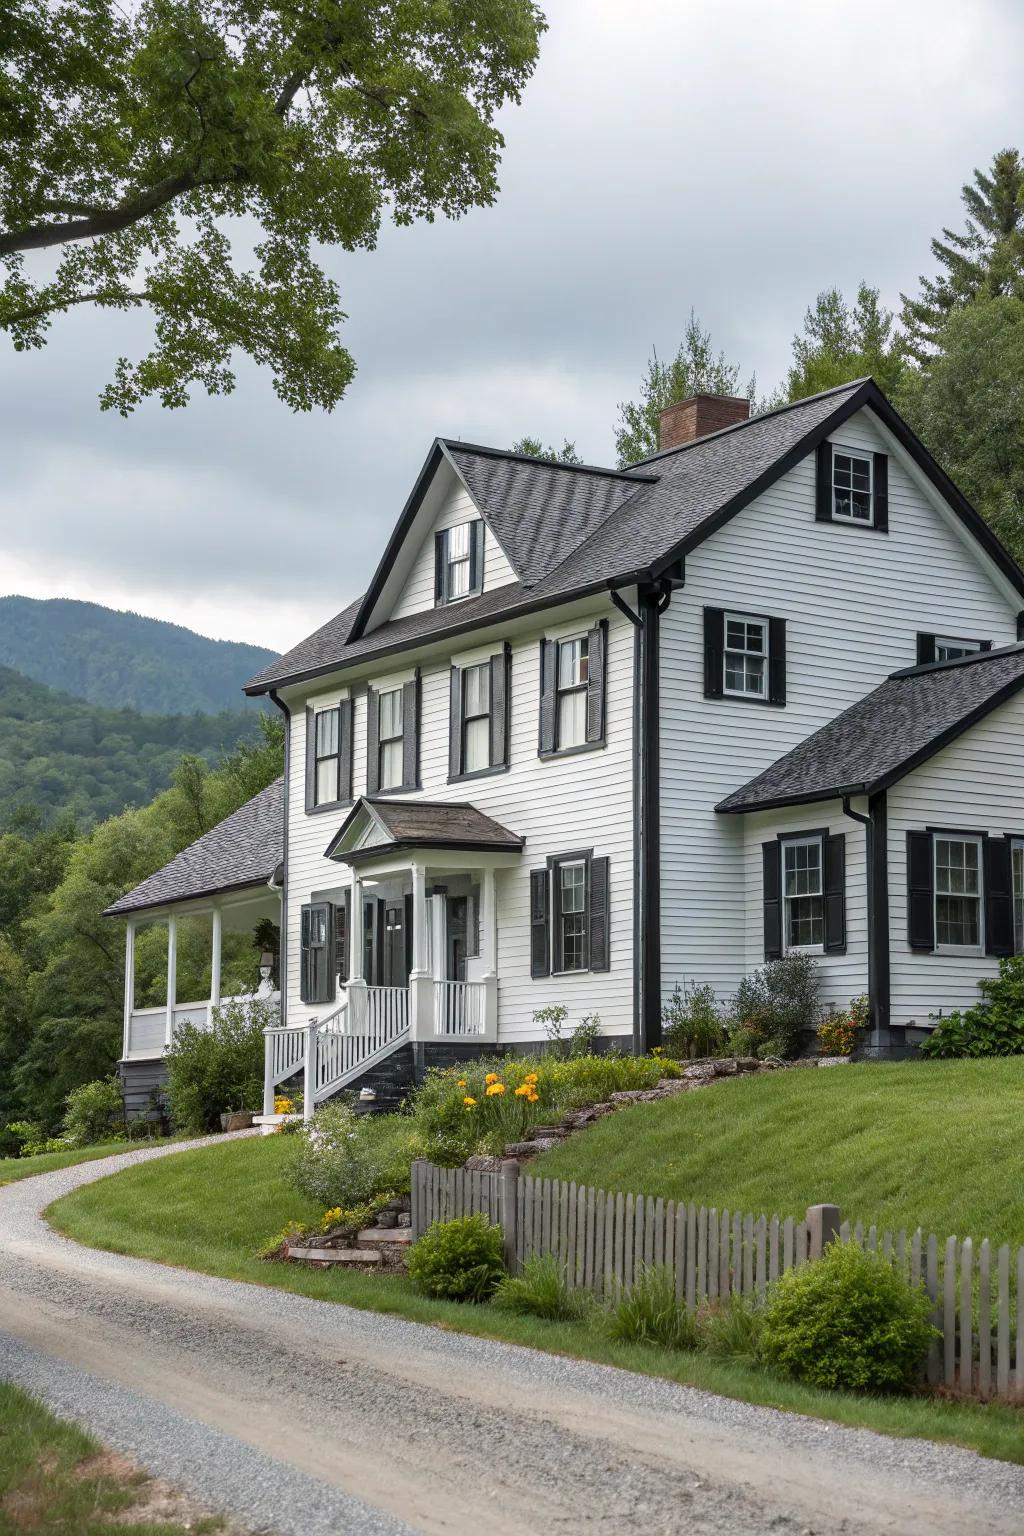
[
  {"x1": 390, "y1": 481, "x2": 517, "y2": 621},
  {"x1": 659, "y1": 406, "x2": 1018, "y2": 1007},
  {"x1": 741, "y1": 800, "x2": 869, "y2": 1012},
  {"x1": 887, "y1": 690, "x2": 1024, "y2": 1029},
  {"x1": 283, "y1": 603, "x2": 636, "y2": 1043}
]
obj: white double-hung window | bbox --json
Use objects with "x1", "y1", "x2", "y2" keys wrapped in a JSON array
[
  {"x1": 934, "y1": 835, "x2": 984, "y2": 952},
  {"x1": 445, "y1": 521, "x2": 472, "y2": 600},
  {"x1": 832, "y1": 449, "x2": 873, "y2": 523},
  {"x1": 556, "y1": 635, "x2": 589, "y2": 748},
  {"x1": 934, "y1": 637, "x2": 982, "y2": 663},
  {"x1": 724, "y1": 613, "x2": 767, "y2": 699},
  {"x1": 378, "y1": 688, "x2": 404, "y2": 789},
  {"x1": 313, "y1": 706, "x2": 341, "y2": 806},
  {"x1": 461, "y1": 662, "x2": 491, "y2": 774},
  {"x1": 783, "y1": 836, "x2": 824, "y2": 951},
  {"x1": 555, "y1": 858, "x2": 587, "y2": 972}
]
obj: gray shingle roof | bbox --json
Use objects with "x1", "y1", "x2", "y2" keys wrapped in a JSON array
[
  {"x1": 716, "y1": 647, "x2": 1024, "y2": 813},
  {"x1": 326, "y1": 796, "x2": 524, "y2": 861},
  {"x1": 104, "y1": 779, "x2": 284, "y2": 916}
]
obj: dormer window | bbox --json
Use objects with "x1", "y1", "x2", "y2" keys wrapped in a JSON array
[
  {"x1": 435, "y1": 521, "x2": 484, "y2": 605},
  {"x1": 832, "y1": 450, "x2": 873, "y2": 523},
  {"x1": 815, "y1": 442, "x2": 888, "y2": 532}
]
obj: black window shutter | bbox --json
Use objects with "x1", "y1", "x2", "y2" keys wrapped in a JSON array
[
  {"x1": 300, "y1": 901, "x2": 335, "y2": 1004},
  {"x1": 980, "y1": 640, "x2": 993, "y2": 652},
  {"x1": 448, "y1": 666, "x2": 462, "y2": 779},
  {"x1": 586, "y1": 619, "x2": 607, "y2": 744},
  {"x1": 538, "y1": 639, "x2": 557, "y2": 755},
  {"x1": 469, "y1": 521, "x2": 485, "y2": 593},
  {"x1": 916, "y1": 633, "x2": 936, "y2": 666},
  {"x1": 1017, "y1": 610, "x2": 1024, "y2": 642},
  {"x1": 304, "y1": 705, "x2": 316, "y2": 811},
  {"x1": 703, "y1": 608, "x2": 725, "y2": 699},
  {"x1": 815, "y1": 441, "x2": 833, "y2": 522},
  {"x1": 434, "y1": 530, "x2": 448, "y2": 604},
  {"x1": 873, "y1": 452, "x2": 889, "y2": 532},
  {"x1": 299, "y1": 904, "x2": 312, "y2": 1002},
  {"x1": 768, "y1": 617, "x2": 787, "y2": 706},
  {"x1": 490, "y1": 644, "x2": 510, "y2": 767},
  {"x1": 823, "y1": 833, "x2": 846, "y2": 954},
  {"x1": 906, "y1": 831, "x2": 935, "y2": 951},
  {"x1": 762, "y1": 842, "x2": 782, "y2": 960},
  {"x1": 339, "y1": 697, "x2": 354, "y2": 803},
  {"x1": 335, "y1": 891, "x2": 351, "y2": 985},
  {"x1": 322, "y1": 902, "x2": 336, "y2": 1004},
  {"x1": 984, "y1": 837, "x2": 1014, "y2": 957},
  {"x1": 401, "y1": 675, "x2": 419, "y2": 789},
  {"x1": 530, "y1": 868, "x2": 550, "y2": 978},
  {"x1": 589, "y1": 856, "x2": 610, "y2": 972},
  {"x1": 365, "y1": 687, "x2": 380, "y2": 795}
]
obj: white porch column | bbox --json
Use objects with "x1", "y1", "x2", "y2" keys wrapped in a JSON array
[
  {"x1": 480, "y1": 867, "x2": 499, "y2": 1042},
  {"x1": 209, "y1": 904, "x2": 222, "y2": 1023},
  {"x1": 122, "y1": 918, "x2": 136, "y2": 1058},
  {"x1": 165, "y1": 913, "x2": 177, "y2": 1049},
  {"x1": 409, "y1": 862, "x2": 434, "y2": 1041},
  {"x1": 349, "y1": 866, "x2": 364, "y2": 981}
]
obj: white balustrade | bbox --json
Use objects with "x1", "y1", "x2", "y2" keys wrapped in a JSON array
[
  {"x1": 432, "y1": 980, "x2": 487, "y2": 1038},
  {"x1": 264, "y1": 986, "x2": 412, "y2": 1120}
]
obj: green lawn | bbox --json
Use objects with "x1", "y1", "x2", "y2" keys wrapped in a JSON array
[
  {"x1": 533, "y1": 1059, "x2": 1024, "y2": 1247},
  {"x1": 46, "y1": 1133, "x2": 1024, "y2": 1465},
  {"x1": 0, "y1": 1380, "x2": 223, "y2": 1534},
  {"x1": 0, "y1": 1142, "x2": 139, "y2": 1187}
]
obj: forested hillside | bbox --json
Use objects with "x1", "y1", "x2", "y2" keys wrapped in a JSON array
[
  {"x1": 0, "y1": 665, "x2": 265, "y2": 826},
  {"x1": 0, "y1": 597, "x2": 276, "y2": 715}
]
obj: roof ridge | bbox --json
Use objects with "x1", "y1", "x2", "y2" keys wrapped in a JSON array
[
  {"x1": 888, "y1": 640, "x2": 1024, "y2": 680},
  {"x1": 624, "y1": 378, "x2": 871, "y2": 470},
  {"x1": 442, "y1": 439, "x2": 657, "y2": 483}
]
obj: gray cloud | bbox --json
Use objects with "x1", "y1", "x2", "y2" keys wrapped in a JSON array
[{"x1": 2, "y1": 0, "x2": 1022, "y2": 651}]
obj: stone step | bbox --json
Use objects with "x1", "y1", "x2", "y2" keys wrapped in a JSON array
[
  {"x1": 285, "y1": 1244, "x2": 382, "y2": 1264},
  {"x1": 357, "y1": 1226, "x2": 412, "y2": 1245}
]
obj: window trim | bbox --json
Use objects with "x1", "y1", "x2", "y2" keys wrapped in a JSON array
[
  {"x1": 547, "y1": 848, "x2": 592, "y2": 975},
  {"x1": 312, "y1": 705, "x2": 342, "y2": 808},
  {"x1": 779, "y1": 831, "x2": 826, "y2": 956},
  {"x1": 933, "y1": 830, "x2": 986, "y2": 956},
  {"x1": 723, "y1": 610, "x2": 769, "y2": 701},
  {"x1": 377, "y1": 685, "x2": 404, "y2": 791},
  {"x1": 932, "y1": 635, "x2": 985, "y2": 662},
  {"x1": 460, "y1": 660, "x2": 491, "y2": 778},
  {"x1": 554, "y1": 632, "x2": 590, "y2": 752},
  {"x1": 436, "y1": 520, "x2": 483, "y2": 606},
  {"x1": 831, "y1": 444, "x2": 874, "y2": 526}
]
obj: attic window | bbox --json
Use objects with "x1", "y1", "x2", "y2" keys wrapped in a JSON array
[
  {"x1": 435, "y1": 521, "x2": 484, "y2": 605},
  {"x1": 832, "y1": 451, "x2": 873, "y2": 523}
]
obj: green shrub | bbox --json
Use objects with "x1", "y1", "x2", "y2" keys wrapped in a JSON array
[
  {"x1": 816, "y1": 995, "x2": 870, "y2": 1057},
  {"x1": 921, "y1": 956, "x2": 1024, "y2": 1058},
  {"x1": 567, "y1": 1014, "x2": 602, "y2": 1057},
  {"x1": 164, "y1": 993, "x2": 271, "y2": 1133},
  {"x1": 61, "y1": 1075, "x2": 123, "y2": 1147},
  {"x1": 759, "y1": 1241, "x2": 937, "y2": 1392},
  {"x1": 607, "y1": 1264, "x2": 698, "y2": 1351},
  {"x1": 661, "y1": 981, "x2": 727, "y2": 1059},
  {"x1": 291, "y1": 1099, "x2": 415, "y2": 1208},
  {"x1": 730, "y1": 954, "x2": 822, "y2": 1059},
  {"x1": 4, "y1": 1120, "x2": 65, "y2": 1157},
  {"x1": 492, "y1": 1254, "x2": 591, "y2": 1321},
  {"x1": 406, "y1": 1214, "x2": 506, "y2": 1302},
  {"x1": 695, "y1": 1295, "x2": 763, "y2": 1360}
]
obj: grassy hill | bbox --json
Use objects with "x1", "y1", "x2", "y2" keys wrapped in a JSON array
[
  {"x1": 0, "y1": 664, "x2": 264, "y2": 826},
  {"x1": 0, "y1": 595, "x2": 276, "y2": 715},
  {"x1": 532, "y1": 1060, "x2": 1024, "y2": 1248}
]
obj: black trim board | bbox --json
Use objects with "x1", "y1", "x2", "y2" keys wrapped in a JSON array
[
  {"x1": 269, "y1": 689, "x2": 290, "y2": 1020},
  {"x1": 638, "y1": 582, "x2": 664, "y2": 1051}
]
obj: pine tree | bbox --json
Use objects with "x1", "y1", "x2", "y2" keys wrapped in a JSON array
[
  {"x1": 785, "y1": 283, "x2": 905, "y2": 401},
  {"x1": 614, "y1": 313, "x2": 753, "y2": 466},
  {"x1": 901, "y1": 148, "x2": 1024, "y2": 361}
]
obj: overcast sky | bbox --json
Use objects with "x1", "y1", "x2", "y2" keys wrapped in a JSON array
[{"x1": 2, "y1": 0, "x2": 1022, "y2": 655}]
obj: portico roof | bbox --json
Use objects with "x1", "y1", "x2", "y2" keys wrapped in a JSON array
[{"x1": 324, "y1": 796, "x2": 524, "y2": 863}]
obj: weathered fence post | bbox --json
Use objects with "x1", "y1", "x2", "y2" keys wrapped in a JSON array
[
  {"x1": 499, "y1": 1159, "x2": 520, "y2": 1274},
  {"x1": 806, "y1": 1203, "x2": 842, "y2": 1260}
]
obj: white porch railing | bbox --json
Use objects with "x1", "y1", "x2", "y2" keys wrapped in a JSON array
[
  {"x1": 263, "y1": 984, "x2": 411, "y2": 1119},
  {"x1": 432, "y1": 980, "x2": 488, "y2": 1038},
  {"x1": 125, "y1": 992, "x2": 280, "y2": 1059}
]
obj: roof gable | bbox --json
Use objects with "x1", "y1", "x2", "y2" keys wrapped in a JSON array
[{"x1": 324, "y1": 796, "x2": 524, "y2": 862}]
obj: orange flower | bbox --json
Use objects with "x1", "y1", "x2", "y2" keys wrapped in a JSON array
[
  {"x1": 485, "y1": 1082, "x2": 506, "y2": 1097},
  {"x1": 484, "y1": 1072, "x2": 498, "y2": 1085},
  {"x1": 463, "y1": 1095, "x2": 476, "y2": 1107}
]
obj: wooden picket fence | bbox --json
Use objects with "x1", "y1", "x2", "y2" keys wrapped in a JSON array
[{"x1": 410, "y1": 1158, "x2": 1024, "y2": 1403}]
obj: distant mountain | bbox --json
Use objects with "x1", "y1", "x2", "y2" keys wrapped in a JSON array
[
  {"x1": 0, "y1": 596, "x2": 277, "y2": 715},
  {"x1": 0, "y1": 664, "x2": 264, "y2": 827}
]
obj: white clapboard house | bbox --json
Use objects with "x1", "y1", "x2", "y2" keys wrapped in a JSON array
[{"x1": 108, "y1": 379, "x2": 1024, "y2": 1119}]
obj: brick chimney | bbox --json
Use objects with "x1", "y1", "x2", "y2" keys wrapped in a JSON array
[{"x1": 658, "y1": 393, "x2": 750, "y2": 451}]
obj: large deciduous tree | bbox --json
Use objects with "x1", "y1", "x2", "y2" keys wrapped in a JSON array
[
  {"x1": 0, "y1": 0, "x2": 545, "y2": 412},
  {"x1": 784, "y1": 282, "x2": 905, "y2": 403},
  {"x1": 900, "y1": 148, "x2": 1024, "y2": 363},
  {"x1": 614, "y1": 312, "x2": 753, "y2": 466},
  {"x1": 510, "y1": 436, "x2": 583, "y2": 464}
]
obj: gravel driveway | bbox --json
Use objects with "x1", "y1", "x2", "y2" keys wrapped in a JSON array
[{"x1": 1, "y1": 1135, "x2": 1022, "y2": 1536}]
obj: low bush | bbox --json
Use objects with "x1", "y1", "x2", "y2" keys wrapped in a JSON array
[
  {"x1": 729, "y1": 954, "x2": 822, "y2": 1059},
  {"x1": 920, "y1": 956, "x2": 1024, "y2": 1058},
  {"x1": 492, "y1": 1254, "x2": 592, "y2": 1322},
  {"x1": 816, "y1": 995, "x2": 870, "y2": 1058},
  {"x1": 406, "y1": 1214, "x2": 506, "y2": 1302},
  {"x1": 607, "y1": 1264, "x2": 698, "y2": 1351},
  {"x1": 165, "y1": 993, "x2": 271, "y2": 1133},
  {"x1": 290, "y1": 1098, "x2": 415, "y2": 1208},
  {"x1": 695, "y1": 1295, "x2": 763, "y2": 1360},
  {"x1": 661, "y1": 981, "x2": 727, "y2": 1060},
  {"x1": 4, "y1": 1120, "x2": 65, "y2": 1157},
  {"x1": 758, "y1": 1241, "x2": 937, "y2": 1393},
  {"x1": 61, "y1": 1076, "x2": 123, "y2": 1147}
]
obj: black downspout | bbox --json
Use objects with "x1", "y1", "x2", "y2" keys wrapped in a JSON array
[
  {"x1": 841, "y1": 791, "x2": 890, "y2": 1055},
  {"x1": 638, "y1": 580, "x2": 671, "y2": 1053},
  {"x1": 270, "y1": 690, "x2": 290, "y2": 1023}
]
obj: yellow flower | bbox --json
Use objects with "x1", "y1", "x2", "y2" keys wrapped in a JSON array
[
  {"x1": 514, "y1": 1084, "x2": 531, "y2": 1098},
  {"x1": 526, "y1": 1091, "x2": 539, "y2": 1103},
  {"x1": 524, "y1": 1072, "x2": 539, "y2": 1084},
  {"x1": 485, "y1": 1082, "x2": 506, "y2": 1096},
  {"x1": 484, "y1": 1072, "x2": 498, "y2": 1085},
  {"x1": 463, "y1": 1095, "x2": 476, "y2": 1107},
  {"x1": 457, "y1": 1079, "x2": 467, "y2": 1088}
]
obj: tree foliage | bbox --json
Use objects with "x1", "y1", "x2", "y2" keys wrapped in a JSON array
[
  {"x1": 901, "y1": 148, "x2": 1024, "y2": 363},
  {"x1": 510, "y1": 436, "x2": 583, "y2": 464},
  {"x1": 1, "y1": 0, "x2": 546, "y2": 412},
  {"x1": 784, "y1": 283, "x2": 905, "y2": 402},
  {"x1": 614, "y1": 312, "x2": 753, "y2": 466}
]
